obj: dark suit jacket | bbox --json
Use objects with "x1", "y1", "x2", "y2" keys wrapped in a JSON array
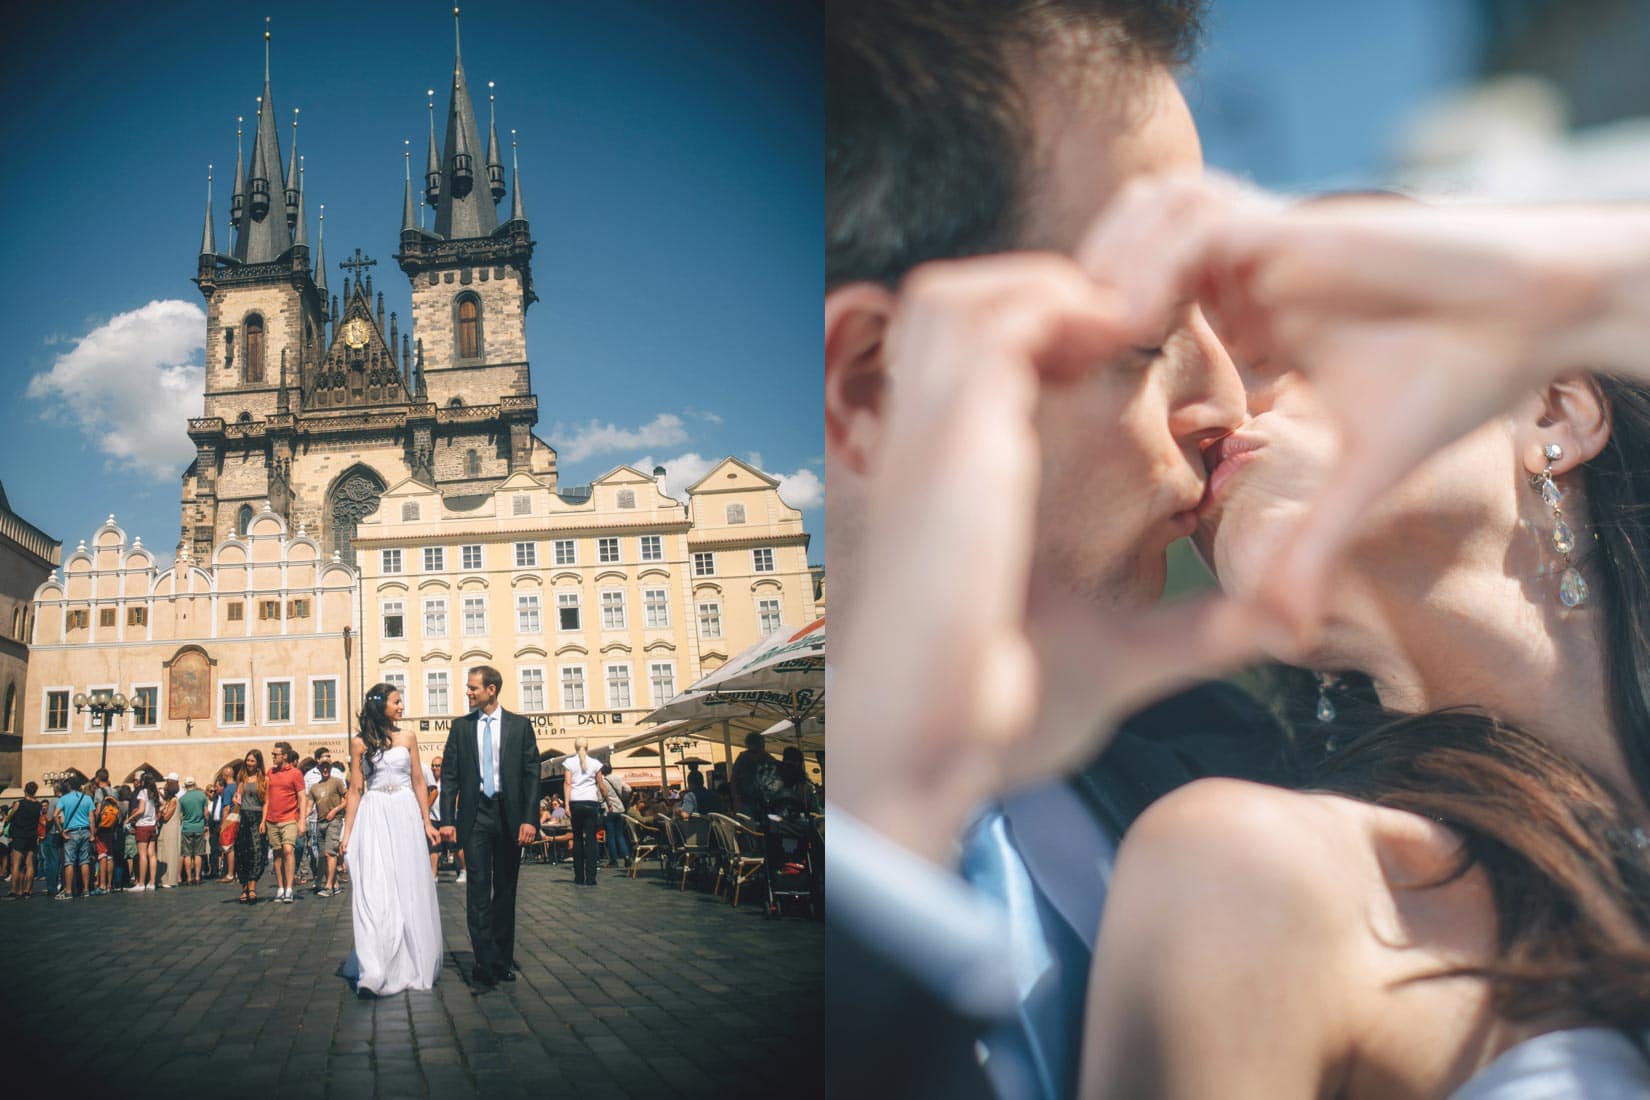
[{"x1": 439, "y1": 708, "x2": 539, "y2": 844}]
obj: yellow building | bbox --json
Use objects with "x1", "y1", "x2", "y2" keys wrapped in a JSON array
[
  {"x1": 354, "y1": 456, "x2": 815, "y2": 784},
  {"x1": 21, "y1": 510, "x2": 357, "y2": 785}
]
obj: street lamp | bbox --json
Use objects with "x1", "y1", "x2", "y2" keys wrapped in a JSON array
[{"x1": 73, "y1": 689, "x2": 128, "y2": 773}]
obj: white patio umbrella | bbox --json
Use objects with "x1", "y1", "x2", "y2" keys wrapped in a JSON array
[{"x1": 642, "y1": 618, "x2": 826, "y2": 728}]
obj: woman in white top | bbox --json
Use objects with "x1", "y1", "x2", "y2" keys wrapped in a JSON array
[
  {"x1": 563, "y1": 738, "x2": 611, "y2": 887},
  {"x1": 125, "y1": 776, "x2": 161, "y2": 891}
]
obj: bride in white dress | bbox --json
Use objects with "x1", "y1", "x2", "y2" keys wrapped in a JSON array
[{"x1": 338, "y1": 683, "x2": 442, "y2": 995}]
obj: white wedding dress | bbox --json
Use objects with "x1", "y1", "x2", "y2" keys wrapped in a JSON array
[{"x1": 341, "y1": 745, "x2": 442, "y2": 994}]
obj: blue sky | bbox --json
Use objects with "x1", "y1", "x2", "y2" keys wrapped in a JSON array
[{"x1": 0, "y1": 1, "x2": 821, "y2": 565}]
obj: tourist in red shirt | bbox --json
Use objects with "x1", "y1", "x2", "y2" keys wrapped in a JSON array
[{"x1": 264, "y1": 741, "x2": 309, "y2": 904}]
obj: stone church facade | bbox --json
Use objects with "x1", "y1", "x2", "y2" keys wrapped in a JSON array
[{"x1": 182, "y1": 19, "x2": 553, "y2": 566}]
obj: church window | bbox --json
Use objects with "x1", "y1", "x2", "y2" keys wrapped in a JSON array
[
  {"x1": 3, "y1": 683, "x2": 14, "y2": 733},
  {"x1": 726, "y1": 503, "x2": 746, "y2": 524},
  {"x1": 327, "y1": 467, "x2": 387, "y2": 565},
  {"x1": 10, "y1": 608, "x2": 19, "y2": 638},
  {"x1": 244, "y1": 314, "x2": 266, "y2": 383},
  {"x1": 238, "y1": 504, "x2": 253, "y2": 536},
  {"x1": 99, "y1": 608, "x2": 117, "y2": 629},
  {"x1": 237, "y1": 411, "x2": 253, "y2": 423},
  {"x1": 465, "y1": 449, "x2": 481, "y2": 478},
  {"x1": 456, "y1": 295, "x2": 482, "y2": 359},
  {"x1": 617, "y1": 489, "x2": 636, "y2": 510}
]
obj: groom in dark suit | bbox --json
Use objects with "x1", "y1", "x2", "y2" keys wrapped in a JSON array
[{"x1": 438, "y1": 665, "x2": 540, "y2": 988}]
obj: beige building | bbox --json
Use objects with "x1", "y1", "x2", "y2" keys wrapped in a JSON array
[
  {"x1": 355, "y1": 456, "x2": 815, "y2": 785},
  {"x1": 0, "y1": 483, "x2": 61, "y2": 788},
  {"x1": 21, "y1": 510, "x2": 358, "y2": 786}
]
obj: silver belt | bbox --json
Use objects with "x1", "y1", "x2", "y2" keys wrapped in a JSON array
[{"x1": 368, "y1": 784, "x2": 408, "y2": 794}]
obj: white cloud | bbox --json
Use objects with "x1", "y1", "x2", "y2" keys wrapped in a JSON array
[
  {"x1": 553, "y1": 413, "x2": 690, "y2": 463},
  {"x1": 27, "y1": 300, "x2": 205, "y2": 480},
  {"x1": 637, "y1": 451, "x2": 823, "y2": 510}
]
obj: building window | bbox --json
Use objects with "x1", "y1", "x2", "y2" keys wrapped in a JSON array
[
  {"x1": 423, "y1": 547, "x2": 445, "y2": 572},
  {"x1": 753, "y1": 547, "x2": 775, "y2": 573},
  {"x1": 46, "y1": 690, "x2": 69, "y2": 731},
  {"x1": 462, "y1": 544, "x2": 483, "y2": 571},
  {"x1": 222, "y1": 682, "x2": 247, "y2": 725},
  {"x1": 516, "y1": 594, "x2": 541, "y2": 633},
  {"x1": 600, "y1": 590, "x2": 625, "y2": 630},
  {"x1": 606, "y1": 664, "x2": 632, "y2": 709},
  {"x1": 382, "y1": 548, "x2": 403, "y2": 574},
  {"x1": 693, "y1": 552, "x2": 715, "y2": 576},
  {"x1": 697, "y1": 601, "x2": 722, "y2": 640},
  {"x1": 457, "y1": 295, "x2": 481, "y2": 359},
  {"x1": 462, "y1": 596, "x2": 487, "y2": 635},
  {"x1": 617, "y1": 489, "x2": 636, "y2": 509},
  {"x1": 465, "y1": 449, "x2": 481, "y2": 478},
  {"x1": 127, "y1": 606, "x2": 147, "y2": 627},
  {"x1": 99, "y1": 608, "x2": 117, "y2": 628},
  {"x1": 640, "y1": 535, "x2": 662, "y2": 562},
  {"x1": 554, "y1": 540, "x2": 576, "y2": 566},
  {"x1": 598, "y1": 537, "x2": 620, "y2": 564},
  {"x1": 726, "y1": 503, "x2": 746, "y2": 524},
  {"x1": 557, "y1": 592, "x2": 581, "y2": 631},
  {"x1": 313, "y1": 678, "x2": 338, "y2": 721},
  {"x1": 644, "y1": 588, "x2": 669, "y2": 629},
  {"x1": 561, "y1": 666, "x2": 586, "y2": 710},
  {"x1": 514, "y1": 542, "x2": 537, "y2": 568},
  {"x1": 520, "y1": 668, "x2": 545, "y2": 711},
  {"x1": 382, "y1": 600, "x2": 405, "y2": 640},
  {"x1": 131, "y1": 686, "x2": 158, "y2": 728},
  {"x1": 512, "y1": 493, "x2": 532, "y2": 516},
  {"x1": 67, "y1": 609, "x2": 88, "y2": 631},
  {"x1": 423, "y1": 598, "x2": 448, "y2": 637},
  {"x1": 649, "y1": 662, "x2": 676, "y2": 705},
  {"x1": 383, "y1": 672, "x2": 408, "y2": 703},
  {"x1": 401, "y1": 501, "x2": 420, "y2": 522},
  {"x1": 425, "y1": 671, "x2": 450, "y2": 715},
  {"x1": 267, "y1": 681, "x2": 291, "y2": 723},
  {"x1": 259, "y1": 599, "x2": 281, "y2": 621},
  {"x1": 244, "y1": 314, "x2": 265, "y2": 383},
  {"x1": 758, "y1": 598, "x2": 783, "y2": 636},
  {"x1": 226, "y1": 602, "x2": 244, "y2": 623},
  {"x1": 238, "y1": 504, "x2": 255, "y2": 535},
  {"x1": 287, "y1": 598, "x2": 309, "y2": 619}
]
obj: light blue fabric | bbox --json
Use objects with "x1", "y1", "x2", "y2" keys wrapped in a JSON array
[
  {"x1": 1449, "y1": 1029, "x2": 1650, "y2": 1099},
  {"x1": 481, "y1": 714, "x2": 495, "y2": 797}
]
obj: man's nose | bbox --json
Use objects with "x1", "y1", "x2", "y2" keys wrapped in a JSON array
[{"x1": 1166, "y1": 305, "x2": 1245, "y2": 443}]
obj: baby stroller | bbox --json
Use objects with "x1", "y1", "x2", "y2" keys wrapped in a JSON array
[{"x1": 760, "y1": 802, "x2": 819, "y2": 919}]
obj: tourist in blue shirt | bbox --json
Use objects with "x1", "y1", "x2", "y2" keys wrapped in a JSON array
[{"x1": 54, "y1": 777, "x2": 95, "y2": 899}]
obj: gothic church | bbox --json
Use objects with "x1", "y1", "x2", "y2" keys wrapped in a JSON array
[{"x1": 184, "y1": 16, "x2": 554, "y2": 565}]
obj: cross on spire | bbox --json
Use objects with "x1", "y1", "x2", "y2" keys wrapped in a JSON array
[{"x1": 340, "y1": 248, "x2": 377, "y2": 280}]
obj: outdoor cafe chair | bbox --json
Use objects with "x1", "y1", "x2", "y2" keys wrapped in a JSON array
[
  {"x1": 662, "y1": 816, "x2": 712, "y2": 892},
  {"x1": 708, "y1": 813, "x2": 765, "y2": 908},
  {"x1": 625, "y1": 816, "x2": 663, "y2": 879}
]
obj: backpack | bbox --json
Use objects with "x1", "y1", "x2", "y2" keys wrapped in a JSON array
[
  {"x1": 98, "y1": 798, "x2": 120, "y2": 830},
  {"x1": 752, "y1": 759, "x2": 787, "y2": 813}
]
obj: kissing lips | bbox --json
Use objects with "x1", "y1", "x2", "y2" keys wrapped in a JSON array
[{"x1": 1198, "y1": 434, "x2": 1265, "y2": 516}]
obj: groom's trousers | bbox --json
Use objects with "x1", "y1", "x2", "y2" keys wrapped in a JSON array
[{"x1": 464, "y1": 794, "x2": 523, "y2": 978}]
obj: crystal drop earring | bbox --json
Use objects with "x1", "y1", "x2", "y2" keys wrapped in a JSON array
[
  {"x1": 1314, "y1": 672, "x2": 1337, "y2": 725},
  {"x1": 1533, "y1": 442, "x2": 1588, "y2": 608}
]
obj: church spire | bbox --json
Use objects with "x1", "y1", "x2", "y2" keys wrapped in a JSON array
[
  {"x1": 285, "y1": 108, "x2": 301, "y2": 231},
  {"x1": 434, "y1": 5, "x2": 498, "y2": 240},
  {"x1": 314, "y1": 204, "x2": 328, "y2": 295},
  {"x1": 230, "y1": 117, "x2": 245, "y2": 229},
  {"x1": 509, "y1": 129, "x2": 526, "y2": 225},
  {"x1": 235, "y1": 18, "x2": 294, "y2": 263},
  {"x1": 425, "y1": 88, "x2": 441, "y2": 211},
  {"x1": 293, "y1": 157, "x2": 309, "y2": 249},
  {"x1": 486, "y1": 81, "x2": 505, "y2": 204},
  {"x1": 200, "y1": 165, "x2": 216, "y2": 257},
  {"x1": 402, "y1": 141, "x2": 418, "y2": 235}
]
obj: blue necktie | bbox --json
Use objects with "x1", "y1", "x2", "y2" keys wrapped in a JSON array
[
  {"x1": 481, "y1": 715, "x2": 495, "y2": 797},
  {"x1": 960, "y1": 803, "x2": 1097, "y2": 1099}
]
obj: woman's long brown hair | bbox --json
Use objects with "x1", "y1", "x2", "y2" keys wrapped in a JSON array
[{"x1": 243, "y1": 749, "x2": 268, "y2": 804}]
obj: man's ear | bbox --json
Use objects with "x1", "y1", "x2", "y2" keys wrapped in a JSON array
[
  {"x1": 825, "y1": 282, "x2": 896, "y2": 475},
  {"x1": 1517, "y1": 375, "x2": 1611, "y2": 476}
]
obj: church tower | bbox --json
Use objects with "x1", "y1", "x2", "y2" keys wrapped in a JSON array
[
  {"x1": 180, "y1": 13, "x2": 555, "y2": 566},
  {"x1": 395, "y1": 7, "x2": 545, "y2": 480}
]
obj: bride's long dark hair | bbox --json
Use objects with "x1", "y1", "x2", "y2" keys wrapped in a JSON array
[
  {"x1": 1270, "y1": 374, "x2": 1650, "y2": 1034},
  {"x1": 357, "y1": 682, "x2": 398, "y2": 781}
]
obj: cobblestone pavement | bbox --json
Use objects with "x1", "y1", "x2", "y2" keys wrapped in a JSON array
[{"x1": 0, "y1": 857, "x2": 823, "y2": 1097}]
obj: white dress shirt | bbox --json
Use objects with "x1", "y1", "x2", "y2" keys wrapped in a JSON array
[{"x1": 475, "y1": 707, "x2": 503, "y2": 795}]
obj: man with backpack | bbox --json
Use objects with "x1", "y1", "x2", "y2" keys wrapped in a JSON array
[
  {"x1": 54, "y1": 776, "x2": 95, "y2": 899},
  {"x1": 91, "y1": 769, "x2": 120, "y2": 895},
  {"x1": 731, "y1": 732, "x2": 778, "y2": 818}
]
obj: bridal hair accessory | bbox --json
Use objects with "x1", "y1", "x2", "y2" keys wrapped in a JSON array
[
  {"x1": 366, "y1": 688, "x2": 387, "y2": 704},
  {"x1": 1533, "y1": 442, "x2": 1588, "y2": 608},
  {"x1": 1314, "y1": 672, "x2": 1337, "y2": 725}
]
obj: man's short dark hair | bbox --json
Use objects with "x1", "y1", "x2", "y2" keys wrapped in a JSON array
[
  {"x1": 745, "y1": 731, "x2": 765, "y2": 750},
  {"x1": 95, "y1": 768, "x2": 109, "y2": 783},
  {"x1": 688, "y1": 770, "x2": 706, "y2": 789},
  {"x1": 827, "y1": 0, "x2": 1205, "y2": 288},
  {"x1": 25, "y1": 781, "x2": 37, "y2": 796},
  {"x1": 313, "y1": 745, "x2": 331, "y2": 759},
  {"x1": 68, "y1": 776, "x2": 84, "y2": 791},
  {"x1": 274, "y1": 741, "x2": 294, "y2": 764},
  {"x1": 470, "y1": 665, "x2": 503, "y2": 692}
]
